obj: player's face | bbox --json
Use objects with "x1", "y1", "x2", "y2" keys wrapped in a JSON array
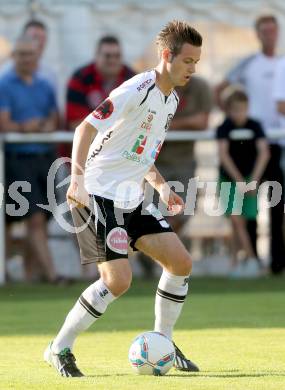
[
  {"x1": 96, "y1": 43, "x2": 122, "y2": 77},
  {"x1": 228, "y1": 101, "x2": 248, "y2": 126},
  {"x1": 257, "y1": 21, "x2": 278, "y2": 51},
  {"x1": 168, "y1": 43, "x2": 201, "y2": 87}
]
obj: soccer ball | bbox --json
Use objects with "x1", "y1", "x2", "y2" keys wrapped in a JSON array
[{"x1": 128, "y1": 331, "x2": 175, "y2": 376}]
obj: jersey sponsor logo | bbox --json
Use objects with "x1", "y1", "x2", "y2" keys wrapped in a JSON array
[
  {"x1": 122, "y1": 150, "x2": 152, "y2": 166},
  {"x1": 151, "y1": 140, "x2": 162, "y2": 160},
  {"x1": 165, "y1": 113, "x2": 174, "y2": 130},
  {"x1": 140, "y1": 110, "x2": 155, "y2": 132},
  {"x1": 87, "y1": 130, "x2": 113, "y2": 163},
  {"x1": 122, "y1": 137, "x2": 163, "y2": 165},
  {"x1": 106, "y1": 227, "x2": 128, "y2": 254},
  {"x1": 92, "y1": 98, "x2": 114, "y2": 120},
  {"x1": 131, "y1": 134, "x2": 148, "y2": 154},
  {"x1": 137, "y1": 78, "x2": 152, "y2": 91}
]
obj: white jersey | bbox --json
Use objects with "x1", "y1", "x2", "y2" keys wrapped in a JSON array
[
  {"x1": 84, "y1": 70, "x2": 178, "y2": 208},
  {"x1": 227, "y1": 53, "x2": 280, "y2": 138}
]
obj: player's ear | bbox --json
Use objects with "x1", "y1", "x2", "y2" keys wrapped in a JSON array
[{"x1": 162, "y1": 48, "x2": 173, "y2": 63}]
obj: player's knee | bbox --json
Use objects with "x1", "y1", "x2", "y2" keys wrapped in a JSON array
[
  {"x1": 173, "y1": 253, "x2": 192, "y2": 275},
  {"x1": 101, "y1": 269, "x2": 132, "y2": 297}
]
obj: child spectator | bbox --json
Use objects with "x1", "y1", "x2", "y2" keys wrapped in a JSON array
[{"x1": 216, "y1": 86, "x2": 270, "y2": 277}]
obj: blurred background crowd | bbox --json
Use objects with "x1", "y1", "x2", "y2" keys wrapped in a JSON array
[{"x1": 1, "y1": 0, "x2": 285, "y2": 284}]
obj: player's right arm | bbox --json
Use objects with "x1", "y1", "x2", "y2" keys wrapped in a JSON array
[{"x1": 66, "y1": 120, "x2": 97, "y2": 207}]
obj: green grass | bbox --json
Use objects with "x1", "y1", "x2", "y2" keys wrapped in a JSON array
[{"x1": 0, "y1": 277, "x2": 285, "y2": 390}]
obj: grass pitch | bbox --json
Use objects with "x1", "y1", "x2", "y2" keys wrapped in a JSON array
[{"x1": 0, "y1": 277, "x2": 284, "y2": 390}]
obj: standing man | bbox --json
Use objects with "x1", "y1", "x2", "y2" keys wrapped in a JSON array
[
  {"x1": 216, "y1": 15, "x2": 284, "y2": 274},
  {"x1": 66, "y1": 35, "x2": 135, "y2": 129},
  {"x1": 0, "y1": 36, "x2": 59, "y2": 283},
  {"x1": 44, "y1": 20, "x2": 202, "y2": 377}
]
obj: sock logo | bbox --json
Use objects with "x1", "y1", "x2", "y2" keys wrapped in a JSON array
[
  {"x1": 182, "y1": 277, "x2": 189, "y2": 286},
  {"x1": 99, "y1": 289, "x2": 109, "y2": 298}
]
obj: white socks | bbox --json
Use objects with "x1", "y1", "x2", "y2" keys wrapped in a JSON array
[
  {"x1": 52, "y1": 279, "x2": 115, "y2": 353},
  {"x1": 154, "y1": 269, "x2": 190, "y2": 340}
]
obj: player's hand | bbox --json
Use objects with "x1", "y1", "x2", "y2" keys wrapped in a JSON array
[
  {"x1": 66, "y1": 176, "x2": 89, "y2": 208},
  {"x1": 159, "y1": 184, "x2": 185, "y2": 216}
]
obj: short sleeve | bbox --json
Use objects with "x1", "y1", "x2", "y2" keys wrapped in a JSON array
[
  {"x1": 226, "y1": 55, "x2": 254, "y2": 84},
  {"x1": 226, "y1": 62, "x2": 244, "y2": 84},
  {"x1": 216, "y1": 123, "x2": 229, "y2": 140},
  {"x1": 273, "y1": 57, "x2": 285, "y2": 101},
  {"x1": 85, "y1": 84, "x2": 136, "y2": 133},
  {"x1": 252, "y1": 120, "x2": 266, "y2": 139}
]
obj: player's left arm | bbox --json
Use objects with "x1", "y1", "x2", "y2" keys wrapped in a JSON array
[{"x1": 145, "y1": 164, "x2": 185, "y2": 215}]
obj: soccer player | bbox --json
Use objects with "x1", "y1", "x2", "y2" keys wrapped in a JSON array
[{"x1": 44, "y1": 20, "x2": 202, "y2": 377}]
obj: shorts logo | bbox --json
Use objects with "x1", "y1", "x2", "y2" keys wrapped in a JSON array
[
  {"x1": 92, "y1": 98, "x2": 114, "y2": 120},
  {"x1": 107, "y1": 227, "x2": 128, "y2": 254}
]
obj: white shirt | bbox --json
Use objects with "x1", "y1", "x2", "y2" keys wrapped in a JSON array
[
  {"x1": 227, "y1": 52, "x2": 280, "y2": 140},
  {"x1": 273, "y1": 56, "x2": 285, "y2": 136},
  {"x1": 84, "y1": 70, "x2": 178, "y2": 208}
]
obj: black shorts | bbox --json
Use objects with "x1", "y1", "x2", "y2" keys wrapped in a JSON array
[
  {"x1": 71, "y1": 195, "x2": 173, "y2": 264},
  {"x1": 5, "y1": 151, "x2": 56, "y2": 222}
]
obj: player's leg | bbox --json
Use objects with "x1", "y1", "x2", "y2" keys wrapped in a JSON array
[
  {"x1": 135, "y1": 231, "x2": 199, "y2": 371},
  {"x1": 135, "y1": 231, "x2": 198, "y2": 371},
  {"x1": 45, "y1": 196, "x2": 131, "y2": 376},
  {"x1": 45, "y1": 258, "x2": 131, "y2": 377},
  {"x1": 135, "y1": 231, "x2": 191, "y2": 337},
  {"x1": 51, "y1": 258, "x2": 131, "y2": 351}
]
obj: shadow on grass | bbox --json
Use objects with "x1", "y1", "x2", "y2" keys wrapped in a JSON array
[
  {"x1": 85, "y1": 370, "x2": 285, "y2": 379},
  {"x1": 171, "y1": 370, "x2": 285, "y2": 378}
]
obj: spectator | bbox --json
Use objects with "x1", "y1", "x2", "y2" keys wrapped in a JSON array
[
  {"x1": 217, "y1": 87, "x2": 269, "y2": 277},
  {"x1": 157, "y1": 75, "x2": 213, "y2": 233},
  {"x1": 66, "y1": 35, "x2": 135, "y2": 129},
  {"x1": 0, "y1": 20, "x2": 58, "y2": 96},
  {"x1": 0, "y1": 36, "x2": 59, "y2": 283},
  {"x1": 216, "y1": 15, "x2": 285, "y2": 274},
  {"x1": 273, "y1": 56, "x2": 285, "y2": 173}
]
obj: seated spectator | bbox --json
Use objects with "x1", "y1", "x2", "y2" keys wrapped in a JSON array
[
  {"x1": 0, "y1": 20, "x2": 58, "y2": 98},
  {"x1": 0, "y1": 36, "x2": 59, "y2": 283},
  {"x1": 216, "y1": 87, "x2": 269, "y2": 278},
  {"x1": 66, "y1": 35, "x2": 135, "y2": 129}
]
